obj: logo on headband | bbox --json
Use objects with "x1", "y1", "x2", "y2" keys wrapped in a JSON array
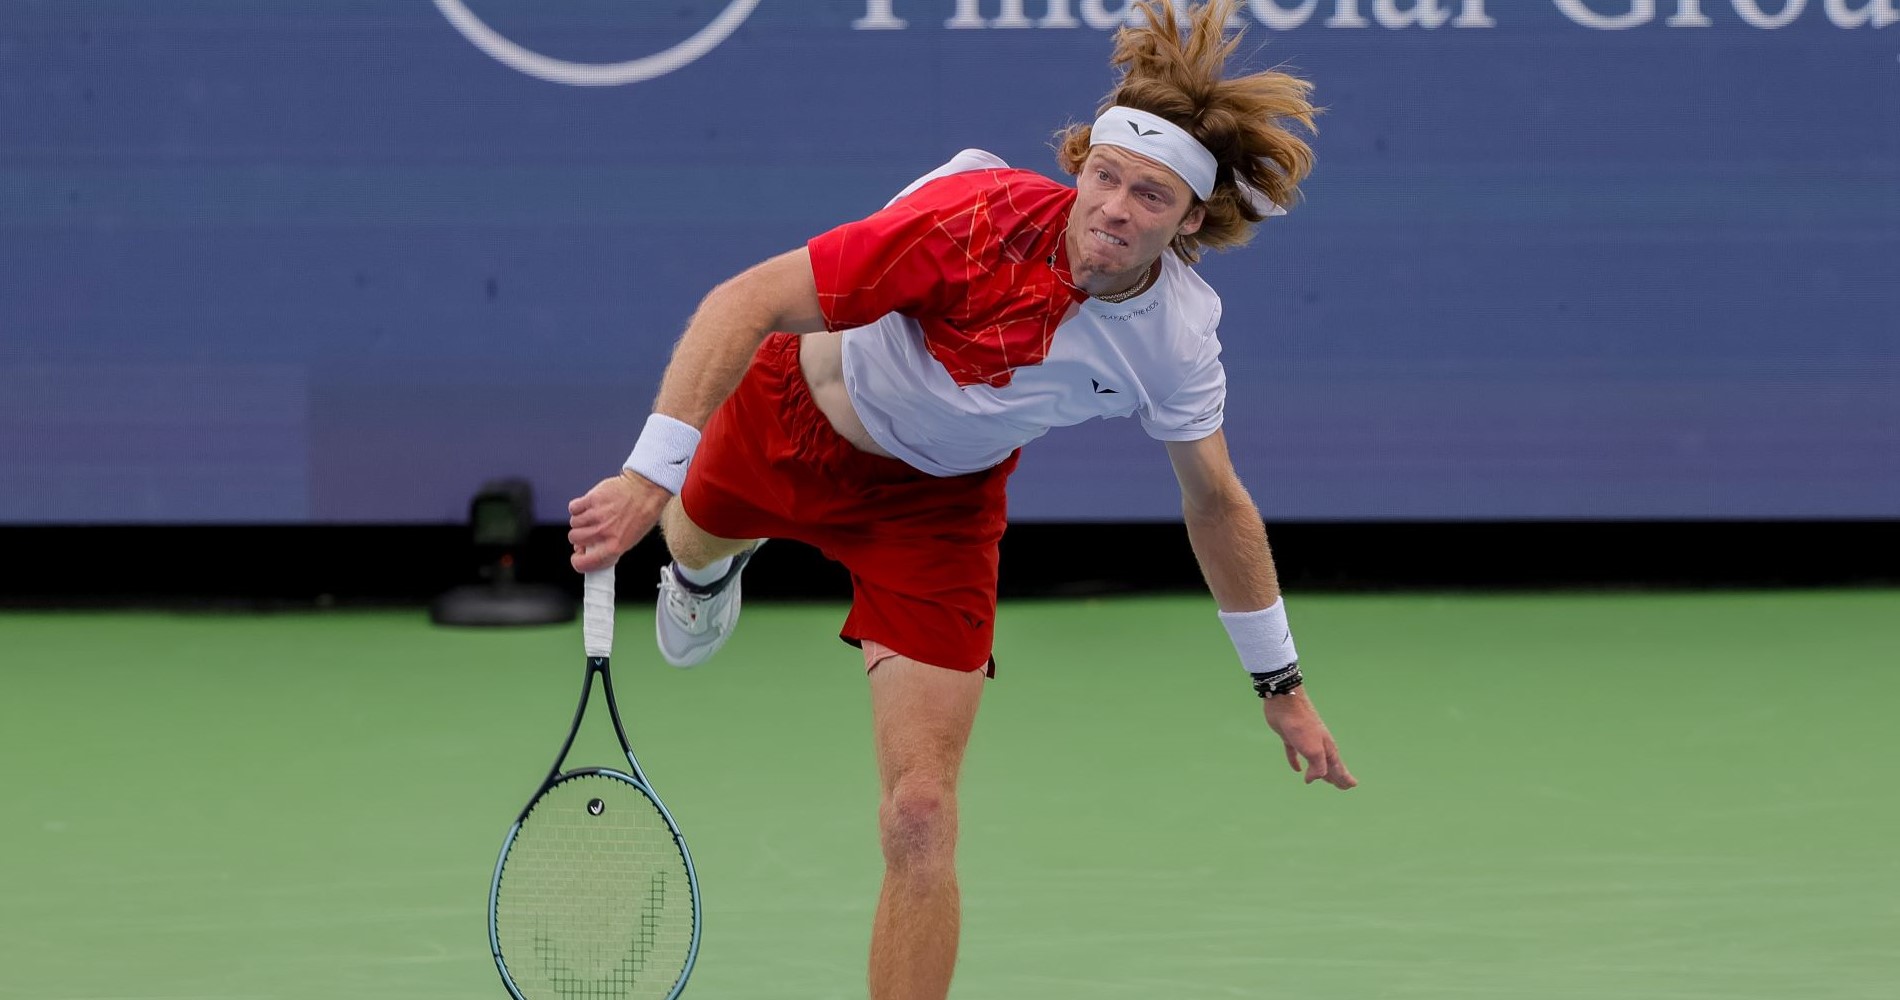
[
  {"x1": 1129, "y1": 122, "x2": 1163, "y2": 137},
  {"x1": 432, "y1": 0, "x2": 761, "y2": 87}
]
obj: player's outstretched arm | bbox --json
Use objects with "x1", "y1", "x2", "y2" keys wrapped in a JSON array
[
  {"x1": 651, "y1": 248, "x2": 827, "y2": 428},
  {"x1": 568, "y1": 249, "x2": 826, "y2": 572},
  {"x1": 1165, "y1": 432, "x2": 1357, "y2": 790}
]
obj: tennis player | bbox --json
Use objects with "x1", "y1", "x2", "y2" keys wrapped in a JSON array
[{"x1": 567, "y1": 2, "x2": 1355, "y2": 996}]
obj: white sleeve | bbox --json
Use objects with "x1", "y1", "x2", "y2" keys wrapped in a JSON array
[
  {"x1": 1139, "y1": 323, "x2": 1226, "y2": 442},
  {"x1": 885, "y1": 149, "x2": 1011, "y2": 207}
]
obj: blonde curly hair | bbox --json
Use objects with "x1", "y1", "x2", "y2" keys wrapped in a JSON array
[{"x1": 1054, "y1": 0, "x2": 1319, "y2": 262}]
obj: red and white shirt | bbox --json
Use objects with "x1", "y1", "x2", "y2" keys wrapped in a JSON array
[{"x1": 808, "y1": 150, "x2": 1227, "y2": 477}]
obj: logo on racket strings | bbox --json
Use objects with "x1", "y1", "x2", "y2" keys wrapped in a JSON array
[
  {"x1": 432, "y1": 0, "x2": 762, "y2": 87},
  {"x1": 532, "y1": 871, "x2": 668, "y2": 986}
]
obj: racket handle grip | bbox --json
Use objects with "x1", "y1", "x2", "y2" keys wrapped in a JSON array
[{"x1": 583, "y1": 568, "x2": 615, "y2": 658}]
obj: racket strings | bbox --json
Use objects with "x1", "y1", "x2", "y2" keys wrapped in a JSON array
[{"x1": 496, "y1": 774, "x2": 696, "y2": 1000}]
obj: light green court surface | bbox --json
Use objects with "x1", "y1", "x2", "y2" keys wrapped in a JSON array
[{"x1": 2, "y1": 591, "x2": 1896, "y2": 1000}]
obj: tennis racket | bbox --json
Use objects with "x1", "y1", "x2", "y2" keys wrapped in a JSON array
[{"x1": 488, "y1": 568, "x2": 702, "y2": 1000}]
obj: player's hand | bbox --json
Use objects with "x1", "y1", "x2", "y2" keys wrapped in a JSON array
[
  {"x1": 567, "y1": 470, "x2": 671, "y2": 573},
  {"x1": 1261, "y1": 690, "x2": 1357, "y2": 790}
]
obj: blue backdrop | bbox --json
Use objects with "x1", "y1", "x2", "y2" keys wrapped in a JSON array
[{"x1": 3, "y1": 1, "x2": 1896, "y2": 522}]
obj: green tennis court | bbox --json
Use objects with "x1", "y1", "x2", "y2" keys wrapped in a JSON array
[{"x1": 4, "y1": 590, "x2": 1895, "y2": 999}]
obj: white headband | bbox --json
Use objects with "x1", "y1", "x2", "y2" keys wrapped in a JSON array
[{"x1": 1088, "y1": 105, "x2": 1287, "y2": 217}]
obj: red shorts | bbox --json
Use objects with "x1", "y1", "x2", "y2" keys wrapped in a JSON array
[{"x1": 679, "y1": 333, "x2": 1017, "y2": 674}]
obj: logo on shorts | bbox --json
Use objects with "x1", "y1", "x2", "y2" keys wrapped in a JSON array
[
  {"x1": 432, "y1": 0, "x2": 761, "y2": 87},
  {"x1": 1091, "y1": 379, "x2": 1119, "y2": 394}
]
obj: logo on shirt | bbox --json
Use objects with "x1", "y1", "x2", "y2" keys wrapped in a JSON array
[
  {"x1": 432, "y1": 0, "x2": 760, "y2": 87},
  {"x1": 1091, "y1": 379, "x2": 1119, "y2": 394}
]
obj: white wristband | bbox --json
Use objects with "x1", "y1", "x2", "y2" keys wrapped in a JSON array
[
  {"x1": 1218, "y1": 599, "x2": 1299, "y2": 676},
  {"x1": 622, "y1": 413, "x2": 701, "y2": 495}
]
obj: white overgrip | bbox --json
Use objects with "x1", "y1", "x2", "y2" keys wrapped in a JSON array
[{"x1": 583, "y1": 568, "x2": 615, "y2": 658}]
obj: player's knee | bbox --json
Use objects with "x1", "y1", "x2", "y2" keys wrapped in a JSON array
[{"x1": 879, "y1": 778, "x2": 956, "y2": 873}]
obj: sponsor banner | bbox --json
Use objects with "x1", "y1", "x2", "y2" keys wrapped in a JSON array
[{"x1": 3, "y1": 2, "x2": 1895, "y2": 520}]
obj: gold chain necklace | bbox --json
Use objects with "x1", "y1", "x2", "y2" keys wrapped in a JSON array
[
  {"x1": 1048, "y1": 247, "x2": 1161, "y2": 304},
  {"x1": 1093, "y1": 258, "x2": 1161, "y2": 304}
]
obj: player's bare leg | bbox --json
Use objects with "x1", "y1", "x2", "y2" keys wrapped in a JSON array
[
  {"x1": 866, "y1": 654, "x2": 984, "y2": 1000},
  {"x1": 659, "y1": 498, "x2": 754, "y2": 570}
]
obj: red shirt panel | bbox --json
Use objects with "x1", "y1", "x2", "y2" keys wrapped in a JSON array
[{"x1": 807, "y1": 169, "x2": 1086, "y2": 388}]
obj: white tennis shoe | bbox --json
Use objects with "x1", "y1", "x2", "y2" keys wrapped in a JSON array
[{"x1": 655, "y1": 543, "x2": 760, "y2": 668}]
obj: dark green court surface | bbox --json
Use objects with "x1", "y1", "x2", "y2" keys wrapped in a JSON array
[{"x1": 3, "y1": 591, "x2": 1895, "y2": 998}]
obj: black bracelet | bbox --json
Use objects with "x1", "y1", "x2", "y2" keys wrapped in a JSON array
[{"x1": 1250, "y1": 663, "x2": 1304, "y2": 699}]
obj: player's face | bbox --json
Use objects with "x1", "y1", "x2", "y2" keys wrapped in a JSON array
[{"x1": 1066, "y1": 146, "x2": 1205, "y2": 294}]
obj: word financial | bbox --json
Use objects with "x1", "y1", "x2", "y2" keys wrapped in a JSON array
[{"x1": 853, "y1": 0, "x2": 1898, "y2": 30}]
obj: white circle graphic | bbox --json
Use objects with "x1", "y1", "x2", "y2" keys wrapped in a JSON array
[{"x1": 433, "y1": 0, "x2": 763, "y2": 87}]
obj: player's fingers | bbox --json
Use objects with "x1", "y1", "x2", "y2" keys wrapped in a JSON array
[
  {"x1": 1301, "y1": 744, "x2": 1330, "y2": 784},
  {"x1": 571, "y1": 546, "x2": 612, "y2": 573},
  {"x1": 1326, "y1": 746, "x2": 1357, "y2": 790},
  {"x1": 1283, "y1": 741, "x2": 1302, "y2": 773},
  {"x1": 567, "y1": 495, "x2": 591, "y2": 515}
]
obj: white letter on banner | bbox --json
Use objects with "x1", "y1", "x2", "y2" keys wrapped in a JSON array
[
  {"x1": 994, "y1": 0, "x2": 1039, "y2": 27},
  {"x1": 1552, "y1": 0, "x2": 1655, "y2": 28},
  {"x1": 855, "y1": 0, "x2": 908, "y2": 29},
  {"x1": 1375, "y1": 0, "x2": 1455, "y2": 26},
  {"x1": 1825, "y1": 0, "x2": 1897, "y2": 25},
  {"x1": 947, "y1": 0, "x2": 987, "y2": 27},
  {"x1": 1042, "y1": 0, "x2": 1083, "y2": 26},
  {"x1": 1731, "y1": 0, "x2": 1806, "y2": 26},
  {"x1": 1454, "y1": 0, "x2": 1498, "y2": 25},
  {"x1": 1081, "y1": 0, "x2": 1143, "y2": 27},
  {"x1": 1249, "y1": 0, "x2": 1320, "y2": 29},
  {"x1": 1328, "y1": 0, "x2": 1372, "y2": 25},
  {"x1": 1666, "y1": 0, "x2": 1714, "y2": 24}
]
